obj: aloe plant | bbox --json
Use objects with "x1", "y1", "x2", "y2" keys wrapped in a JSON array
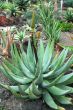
[
  {"x1": 14, "y1": 30, "x2": 25, "y2": 42},
  {"x1": 39, "y1": 1, "x2": 61, "y2": 43},
  {"x1": 0, "y1": 40, "x2": 73, "y2": 110}
]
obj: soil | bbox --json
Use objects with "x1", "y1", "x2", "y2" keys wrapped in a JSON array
[
  {"x1": 0, "y1": 16, "x2": 25, "y2": 27},
  {"x1": 59, "y1": 32, "x2": 73, "y2": 47}
]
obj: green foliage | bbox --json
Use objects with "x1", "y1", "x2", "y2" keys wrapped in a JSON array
[
  {"x1": 9, "y1": 6, "x2": 21, "y2": 17},
  {"x1": 63, "y1": 0, "x2": 73, "y2": 7},
  {"x1": 0, "y1": 1, "x2": 21, "y2": 17},
  {"x1": 0, "y1": 40, "x2": 73, "y2": 110},
  {"x1": 15, "y1": 0, "x2": 30, "y2": 11},
  {"x1": 60, "y1": 22, "x2": 73, "y2": 32},
  {"x1": 0, "y1": 1, "x2": 4, "y2": 10},
  {"x1": 0, "y1": 2, "x2": 15, "y2": 10},
  {"x1": 15, "y1": 30, "x2": 25, "y2": 42},
  {"x1": 39, "y1": 1, "x2": 61, "y2": 43},
  {"x1": 65, "y1": 8, "x2": 73, "y2": 22},
  {"x1": 0, "y1": 106, "x2": 6, "y2": 110}
]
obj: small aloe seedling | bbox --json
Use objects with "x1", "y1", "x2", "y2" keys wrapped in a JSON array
[{"x1": 15, "y1": 30, "x2": 25, "y2": 42}]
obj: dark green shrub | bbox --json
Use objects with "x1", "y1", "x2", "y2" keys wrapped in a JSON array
[
  {"x1": 15, "y1": 0, "x2": 30, "y2": 11},
  {"x1": 60, "y1": 22, "x2": 73, "y2": 32},
  {"x1": 63, "y1": 0, "x2": 73, "y2": 7}
]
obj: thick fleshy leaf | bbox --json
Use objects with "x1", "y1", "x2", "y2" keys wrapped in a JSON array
[
  {"x1": 21, "y1": 49, "x2": 29, "y2": 68},
  {"x1": 0, "y1": 65, "x2": 16, "y2": 82},
  {"x1": 58, "y1": 106, "x2": 66, "y2": 110},
  {"x1": 50, "y1": 49, "x2": 67, "y2": 68},
  {"x1": 27, "y1": 40, "x2": 36, "y2": 73},
  {"x1": 21, "y1": 47, "x2": 35, "y2": 74},
  {"x1": 55, "y1": 96, "x2": 72, "y2": 105},
  {"x1": 18, "y1": 84, "x2": 29, "y2": 95},
  {"x1": 9, "y1": 86, "x2": 19, "y2": 92},
  {"x1": 4, "y1": 59, "x2": 24, "y2": 76},
  {"x1": 42, "y1": 80, "x2": 50, "y2": 87},
  {"x1": 42, "y1": 41, "x2": 54, "y2": 73},
  {"x1": 13, "y1": 44, "x2": 35, "y2": 79},
  {"x1": 54, "y1": 55, "x2": 73, "y2": 76},
  {"x1": 28, "y1": 88, "x2": 39, "y2": 99},
  {"x1": 18, "y1": 56, "x2": 35, "y2": 79},
  {"x1": 35, "y1": 63, "x2": 43, "y2": 84},
  {"x1": 43, "y1": 69, "x2": 55, "y2": 78},
  {"x1": 0, "y1": 83, "x2": 9, "y2": 90},
  {"x1": 48, "y1": 86, "x2": 70, "y2": 96},
  {"x1": 57, "y1": 73, "x2": 73, "y2": 85},
  {"x1": 25, "y1": 84, "x2": 39, "y2": 99},
  {"x1": 42, "y1": 42, "x2": 51, "y2": 70},
  {"x1": 43, "y1": 92, "x2": 58, "y2": 109},
  {"x1": 56, "y1": 85, "x2": 73, "y2": 93},
  {"x1": 10, "y1": 87, "x2": 29, "y2": 99},
  {"x1": 31, "y1": 82, "x2": 41, "y2": 96},
  {"x1": 47, "y1": 72, "x2": 64, "y2": 87},
  {"x1": 2, "y1": 63, "x2": 32, "y2": 84},
  {"x1": 11, "y1": 45, "x2": 20, "y2": 69},
  {"x1": 42, "y1": 72, "x2": 64, "y2": 88},
  {"x1": 37, "y1": 40, "x2": 44, "y2": 70}
]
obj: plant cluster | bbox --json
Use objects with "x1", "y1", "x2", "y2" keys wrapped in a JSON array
[
  {"x1": 0, "y1": 27, "x2": 28, "y2": 57},
  {"x1": 39, "y1": 1, "x2": 61, "y2": 43},
  {"x1": 59, "y1": 21, "x2": 73, "y2": 32},
  {"x1": 0, "y1": 1, "x2": 21, "y2": 17},
  {"x1": 15, "y1": 30, "x2": 25, "y2": 42},
  {"x1": 65, "y1": 7, "x2": 73, "y2": 22},
  {"x1": 0, "y1": 1, "x2": 13, "y2": 10}
]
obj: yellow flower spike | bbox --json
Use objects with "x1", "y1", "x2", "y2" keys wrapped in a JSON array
[
  {"x1": 31, "y1": 10, "x2": 35, "y2": 33},
  {"x1": 36, "y1": 31, "x2": 41, "y2": 39}
]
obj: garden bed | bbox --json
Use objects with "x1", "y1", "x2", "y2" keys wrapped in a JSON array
[
  {"x1": 0, "y1": 0, "x2": 73, "y2": 110},
  {"x1": 0, "y1": 16, "x2": 25, "y2": 27}
]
